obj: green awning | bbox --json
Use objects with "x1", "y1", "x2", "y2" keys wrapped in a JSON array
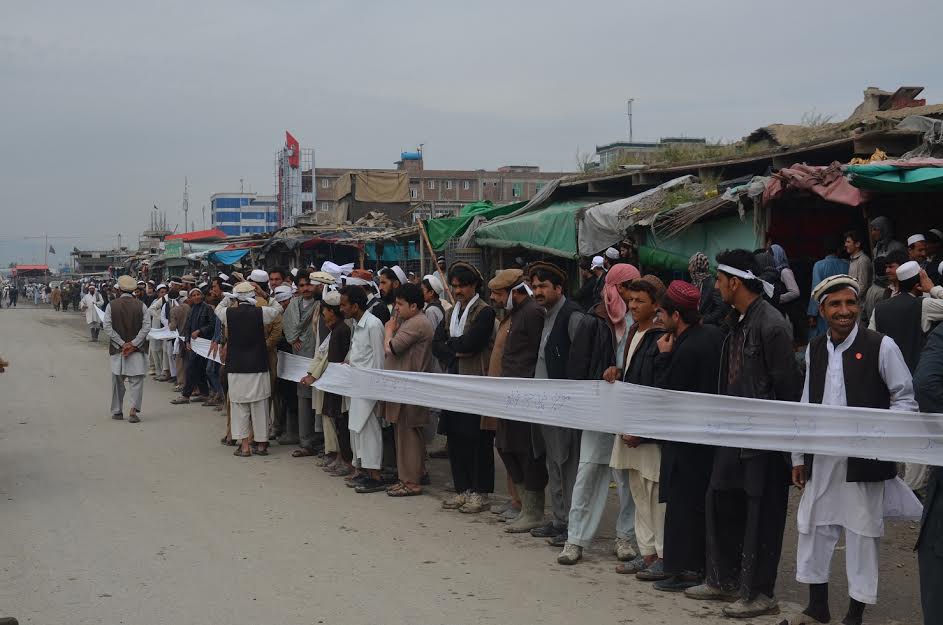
[
  {"x1": 639, "y1": 214, "x2": 759, "y2": 272},
  {"x1": 423, "y1": 201, "x2": 526, "y2": 250},
  {"x1": 474, "y1": 200, "x2": 589, "y2": 259},
  {"x1": 847, "y1": 164, "x2": 943, "y2": 192}
]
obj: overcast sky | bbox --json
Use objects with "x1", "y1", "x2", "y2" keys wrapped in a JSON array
[{"x1": 2, "y1": 0, "x2": 940, "y2": 267}]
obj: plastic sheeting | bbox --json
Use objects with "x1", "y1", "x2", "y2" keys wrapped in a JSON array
[
  {"x1": 762, "y1": 162, "x2": 867, "y2": 207},
  {"x1": 208, "y1": 249, "x2": 251, "y2": 265},
  {"x1": 424, "y1": 201, "x2": 525, "y2": 250},
  {"x1": 333, "y1": 171, "x2": 410, "y2": 203},
  {"x1": 846, "y1": 161, "x2": 943, "y2": 192},
  {"x1": 640, "y1": 214, "x2": 759, "y2": 272},
  {"x1": 474, "y1": 200, "x2": 589, "y2": 258},
  {"x1": 312, "y1": 364, "x2": 943, "y2": 466},
  {"x1": 577, "y1": 176, "x2": 695, "y2": 256}
]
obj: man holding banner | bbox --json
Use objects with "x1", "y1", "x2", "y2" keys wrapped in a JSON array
[
  {"x1": 787, "y1": 275, "x2": 919, "y2": 625},
  {"x1": 687, "y1": 249, "x2": 803, "y2": 619}
]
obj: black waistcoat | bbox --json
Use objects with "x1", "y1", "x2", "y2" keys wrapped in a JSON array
[
  {"x1": 544, "y1": 299, "x2": 581, "y2": 380},
  {"x1": 874, "y1": 293, "x2": 924, "y2": 372},
  {"x1": 225, "y1": 305, "x2": 268, "y2": 374},
  {"x1": 807, "y1": 327, "x2": 897, "y2": 482}
]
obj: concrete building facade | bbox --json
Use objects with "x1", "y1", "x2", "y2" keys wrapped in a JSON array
[
  {"x1": 309, "y1": 153, "x2": 569, "y2": 222},
  {"x1": 210, "y1": 193, "x2": 279, "y2": 236}
]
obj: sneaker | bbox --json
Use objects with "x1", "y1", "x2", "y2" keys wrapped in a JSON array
[
  {"x1": 128, "y1": 414, "x2": 141, "y2": 424},
  {"x1": 459, "y1": 492, "x2": 490, "y2": 513},
  {"x1": 722, "y1": 594, "x2": 779, "y2": 618},
  {"x1": 614, "y1": 537, "x2": 638, "y2": 561},
  {"x1": 530, "y1": 522, "x2": 561, "y2": 538},
  {"x1": 615, "y1": 556, "x2": 648, "y2": 575},
  {"x1": 556, "y1": 543, "x2": 583, "y2": 565},
  {"x1": 491, "y1": 500, "x2": 513, "y2": 515},
  {"x1": 354, "y1": 478, "x2": 387, "y2": 494},
  {"x1": 546, "y1": 530, "x2": 568, "y2": 547},
  {"x1": 441, "y1": 492, "x2": 468, "y2": 510},
  {"x1": 684, "y1": 583, "x2": 740, "y2": 602}
]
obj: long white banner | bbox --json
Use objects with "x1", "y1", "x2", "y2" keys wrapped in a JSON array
[{"x1": 310, "y1": 363, "x2": 943, "y2": 466}]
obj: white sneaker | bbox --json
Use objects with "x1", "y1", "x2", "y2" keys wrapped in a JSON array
[
  {"x1": 614, "y1": 537, "x2": 637, "y2": 561},
  {"x1": 442, "y1": 491, "x2": 468, "y2": 510},
  {"x1": 722, "y1": 594, "x2": 779, "y2": 618},
  {"x1": 459, "y1": 492, "x2": 490, "y2": 513},
  {"x1": 557, "y1": 543, "x2": 583, "y2": 565}
]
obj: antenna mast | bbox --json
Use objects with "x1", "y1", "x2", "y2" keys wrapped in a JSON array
[{"x1": 182, "y1": 176, "x2": 190, "y2": 233}]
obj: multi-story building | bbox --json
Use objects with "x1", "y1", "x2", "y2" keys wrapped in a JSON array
[
  {"x1": 310, "y1": 152, "x2": 570, "y2": 222},
  {"x1": 210, "y1": 193, "x2": 279, "y2": 236}
]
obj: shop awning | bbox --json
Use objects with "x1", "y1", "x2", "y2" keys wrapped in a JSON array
[
  {"x1": 208, "y1": 249, "x2": 251, "y2": 265},
  {"x1": 474, "y1": 200, "x2": 590, "y2": 259},
  {"x1": 424, "y1": 201, "x2": 526, "y2": 250}
]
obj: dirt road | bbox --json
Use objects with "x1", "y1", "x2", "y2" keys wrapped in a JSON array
[{"x1": 0, "y1": 307, "x2": 923, "y2": 624}]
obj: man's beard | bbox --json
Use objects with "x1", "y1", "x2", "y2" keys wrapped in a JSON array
[{"x1": 381, "y1": 290, "x2": 395, "y2": 304}]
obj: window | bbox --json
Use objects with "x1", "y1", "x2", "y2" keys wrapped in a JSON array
[
  {"x1": 446, "y1": 180, "x2": 453, "y2": 190},
  {"x1": 512, "y1": 182, "x2": 523, "y2": 198},
  {"x1": 321, "y1": 178, "x2": 330, "y2": 189},
  {"x1": 213, "y1": 197, "x2": 242, "y2": 209},
  {"x1": 535, "y1": 182, "x2": 544, "y2": 193},
  {"x1": 410, "y1": 187, "x2": 418, "y2": 199},
  {"x1": 241, "y1": 211, "x2": 267, "y2": 220},
  {"x1": 214, "y1": 211, "x2": 241, "y2": 223},
  {"x1": 319, "y1": 201, "x2": 332, "y2": 212},
  {"x1": 462, "y1": 180, "x2": 471, "y2": 191},
  {"x1": 427, "y1": 180, "x2": 435, "y2": 190}
]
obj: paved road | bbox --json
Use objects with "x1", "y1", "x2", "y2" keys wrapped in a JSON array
[{"x1": 0, "y1": 307, "x2": 923, "y2": 624}]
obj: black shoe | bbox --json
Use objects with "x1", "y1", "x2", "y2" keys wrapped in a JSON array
[
  {"x1": 354, "y1": 478, "x2": 387, "y2": 494},
  {"x1": 529, "y1": 522, "x2": 560, "y2": 538},
  {"x1": 345, "y1": 474, "x2": 370, "y2": 488},
  {"x1": 654, "y1": 574, "x2": 702, "y2": 593},
  {"x1": 111, "y1": 413, "x2": 124, "y2": 420},
  {"x1": 420, "y1": 473, "x2": 431, "y2": 486},
  {"x1": 547, "y1": 530, "x2": 568, "y2": 547}
]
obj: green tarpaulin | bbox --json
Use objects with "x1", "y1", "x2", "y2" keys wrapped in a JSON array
[
  {"x1": 639, "y1": 214, "x2": 759, "y2": 272},
  {"x1": 847, "y1": 165, "x2": 943, "y2": 192},
  {"x1": 424, "y1": 201, "x2": 526, "y2": 250},
  {"x1": 474, "y1": 200, "x2": 589, "y2": 259}
]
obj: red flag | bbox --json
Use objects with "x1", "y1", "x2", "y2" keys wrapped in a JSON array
[{"x1": 285, "y1": 131, "x2": 300, "y2": 168}]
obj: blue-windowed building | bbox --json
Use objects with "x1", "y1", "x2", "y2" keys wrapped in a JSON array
[{"x1": 211, "y1": 193, "x2": 279, "y2": 236}]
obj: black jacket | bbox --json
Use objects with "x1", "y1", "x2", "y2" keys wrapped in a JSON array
[
  {"x1": 699, "y1": 277, "x2": 730, "y2": 328},
  {"x1": 913, "y1": 324, "x2": 943, "y2": 554},
  {"x1": 622, "y1": 325, "x2": 666, "y2": 387},
  {"x1": 569, "y1": 308, "x2": 616, "y2": 382},
  {"x1": 185, "y1": 301, "x2": 215, "y2": 344}
]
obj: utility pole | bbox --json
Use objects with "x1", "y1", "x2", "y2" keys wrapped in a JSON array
[
  {"x1": 182, "y1": 176, "x2": 190, "y2": 234},
  {"x1": 202, "y1": 204, "x2": 206, "y2": 230},
  {"x1": 117, "y1": 233, "x2": 122, "y2": 249},
  {"x1": 627, "y1": 98, "x2": 635, "y2": 143}
]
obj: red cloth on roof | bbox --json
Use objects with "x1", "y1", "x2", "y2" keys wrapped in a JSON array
[
  {"x1": 762, "y1": 162, "x2": 867, "y2": 208},
  {"x1": 165, "y1": 228, "x2": 228, "y2": 242}
]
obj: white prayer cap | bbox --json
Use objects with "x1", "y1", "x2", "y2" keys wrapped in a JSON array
[
  {"x1": 812, "y1": 274, "x2": 859, "y2": 304},
  {"x1": 930, "y1": 228, "x2": 943, "y2": 240},
  {"x1": 939, "y1": 260, "x2": 943, "y2": 278},
  {"x1": 249, "y1": 269, "x2": 269, "y2": 283},
  {"x1": 136, "y1": 280, "x2": 146, "y2": 286},
  {"x1": 188, "y1": 287, "x2": 202, "y2": 296},
  {"x1": 390, "y1": 265, "x2": 408, "y2": 285},
  {"x1": 218, "y1": 273, "x2": 229, "y2": 282},
  {"x1": 197, "y1": 282, "x2": 208, "y2": 289},
  {"x1": 605, "y1": 247, "x2": 620, "y2": 260},
  {"x1": 590, "y1": 255, "x2": 605, "y2": 270},
  {"x1": 156, "y1": 283, "x2": 167, "y2": 291},
  {"x1": 343, "y1": 277, "x2": 371, "y2": 288},
  {"x1": 322, "y1": 289, "x2": 341, "y2": 307},
  {"x1": 908, "y1": 234, "x2": 926, "y2": 246},
  {"x1": 896, "y1": 260, "x2": 921, "y2": 281},
  {"x1": 321, "y1": 261, "x2": 353, "y2": 279},
  {"x1": 423, "y1": 273, "x2": 445, "y2": 297},
  {"x1": 273, "y1": 285, "x2": 293, "y2": 302}
]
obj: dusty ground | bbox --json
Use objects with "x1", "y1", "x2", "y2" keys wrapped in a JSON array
[{"x1": 0, "y1": 305, "x2": 924, "y2": 624}]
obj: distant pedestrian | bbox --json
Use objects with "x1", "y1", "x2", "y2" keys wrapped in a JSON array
[{"x1": 103, "y1": 275, "x2": 151, "y2": 423}]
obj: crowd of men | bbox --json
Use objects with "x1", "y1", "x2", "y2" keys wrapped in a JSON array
[{"x1": 94, "y1": 215, "x2": 943, "y2": 625}]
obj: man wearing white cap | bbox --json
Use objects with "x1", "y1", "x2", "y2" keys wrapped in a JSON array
[
  {"x1": 787, "y1": 275, "x2": 919, "y2": 625},
  {"x1": 79, "y1": 283, "x2": 105, "y2": 342},
  {"x1": 908, "y1": 234, "x2": 928, "y2": 265},
  {"x1": 377, "y1": 266, "x2": 407, "y2": 321},
  {"x1": 869, "y1": 260, "x2": 943, "y2": 373},
  {"x1": 147, "y1": 283, "x2": 169, "y2": 379},
  {"x1": 103, "y1": 275, "x2": 152, "y2": 423},
  {"x1": 603, "y1": 247, "x2": 620, "y2": 270},
  {"x1": 216, "y1": 282, "x2": 283, "y2": 457}
]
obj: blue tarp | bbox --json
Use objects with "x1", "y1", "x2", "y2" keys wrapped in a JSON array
[
  {"x1": 208, "y1": 249, "x2": 251, "y2": 265},
  {"x1": 365, "y1": 241, "x2": 420, "y2": 262}
]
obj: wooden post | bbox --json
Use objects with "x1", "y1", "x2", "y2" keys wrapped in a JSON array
[
  {"x1": 418, "y1": 220, "x2": 454, "y2": 304},
  {"x1": 358, "y1": 245, "x2": 365, "y2": 269}
]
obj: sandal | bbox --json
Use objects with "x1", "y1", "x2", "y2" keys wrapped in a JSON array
[
  {"x1": 291, "y1": 447, "x2": 317, "y2": 458},
  {"x1": 387, "y1": 482, "x2": 422, "y2": 497},
  {"x1": 233, "y1": 448, "x2": 251, "y2": 457},
  {"x1": 170, "y1": 397, "x2": 190, "y2": 405},
  {"x1": 253, "y1": 446, "x2": 269, "y2": 456}
]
